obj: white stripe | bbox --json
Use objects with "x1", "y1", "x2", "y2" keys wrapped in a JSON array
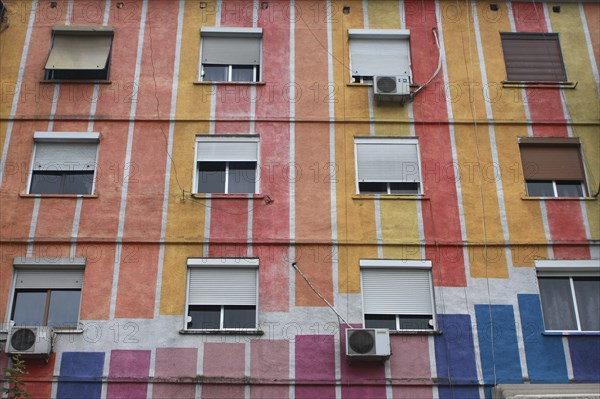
[
  {"x1": 147, "y1": 348, "x2": 156, "y2": 399},
  {"x1": 203, "y1": 198, "x2": 211, "y2": 257},
  {"x1": 563, "y1": 336, "x2": 575, "y2": 381},
  {"x1": 245, "y1": 342, "x2": 251, "y2": 399},
  {"x1": 215, "y1": 0, "x2": 222, "y2": 27},
  {"x1": 50, "y1": 345, "x2": 62, "y2": 399},
  {"x1": 375, "y1": 198, "x2": 383, "y2": 258},
  {"x1": 428, "y1": 335, "x2": 438, "y2": 380},
  {"x1": 539, "y1": 201, "x2": 554, "y2": 259},
  {"x1": 579, "y1": 3, "x2": 600, "y2": 96},
  {"x1": 334, "y1": 328, "x2": 342, "y2": 399},
  {"x1": 0, "y1": 0, "x2": 38, "y2": 188},
  {"x1": 100, "y1": 351, "x2": 111, "y2": 399},
  {"x1": 69, "y1": 198, "x2": 83, "y2": 258},
  {"x1": 26, "y1": 195, "x2": 40, "y2": 257},
  {"x1": 579, "y1": 199, "x2": 592, "y2": 242},
  {"x1": 362, "y1": 0, "x2": 369, "y2": 28},
  {"x1": 65, "y1": 0, "x2": 73, "y2": 25},
  {"x1": 289, "y1": 0, "x2": 295, "y2": 244},
  {"x1": 253, "y1": 0, "x2": 259, "y2": 28},
  {"x1": 103, "y1": 0, "x2": 111, "y2": 25},
  {"x1": 289, "y1": 339, "x2": 295, "y2": 399},
  {"x1": 247, "y1": 200, "x2": 253, "y2": 256},
  {"x1": 196, "y1": 343, "x2": 204, "y2": 398},
  {"x1": 110, "y1": 0, "x2": 148, "y2": 319},
  {"x1": 47, "y1": 85, "x2": 60, "y2": 132},
  {"x1": 155, "y1": 0, "x2": 185, "y2": 318},
  {"x1": 472, "y1": 2, "x2": 513, "y2": 268},
  {"x1": 511, "y1": 296, "x2": 530, "y2": 381},
  {"x1": 385, "y1": 359, "x2": 393, "y2": 399},
  {"x1": 399, "y1": 0, "x2": 405, "y2": 30},
  {"x1": 408, "y1": 95, "x2": 425, "y2": 259}
]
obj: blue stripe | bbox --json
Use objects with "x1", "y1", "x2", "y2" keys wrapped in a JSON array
[
  {"x1": 57, "y1": 352, "x2": 104, "y2": 399},
  {"x1": 568, "y1": 336, "x2": 600, "y2": 382},
  {"x1": 435, "y1": 314, "x2": 480, "y2": 399},
  {"x1": 517, "y1": 294, "x2": 568, "y2": 383}
]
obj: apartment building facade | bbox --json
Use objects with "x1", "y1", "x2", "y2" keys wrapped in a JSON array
[{"x1": 0, "y1": 0, "x2": 599, "y2": 398}]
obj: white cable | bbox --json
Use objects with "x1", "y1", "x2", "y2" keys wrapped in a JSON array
[{"x1": 412, "y1": 28, "x2": 442, "y2": 97}]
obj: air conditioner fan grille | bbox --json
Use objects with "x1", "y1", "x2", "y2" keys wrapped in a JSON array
[
  {"x1": 376, "y1": 77, "x2": 397, "y2": 93},
  {"x1": 348, "y1": 330, "x2": 375, "y2": 354},
  {"x1": 11, "y1": 328, "x2": 36, "y2": 351}
]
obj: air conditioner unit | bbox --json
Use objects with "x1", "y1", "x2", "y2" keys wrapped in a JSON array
[
  {"x1": 346, "y1": 328, "x2": 391, "y2": 363},
  {"x1": 374, "y1": 75, "x2": 411, "y2": 105},
  {"x1": 5, "y1": 326, "x2": 52, "y2": 357}
]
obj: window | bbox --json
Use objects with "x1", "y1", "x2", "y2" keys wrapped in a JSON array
[
  {"x1": 185, "y1": 258, "x2": 258, "y2": 330},
  {"x1": 519, "y1": 137, "x2": 587, "y2": 197},
  {"x1": 194, "y1": 136, "x2": 259, "y2": 194},
  {"x1": 200, "y1": 27, "x2": 262, "y2": 82},
  {"x1": 360, "y1": 260, "x2": 435, "y2": 331},
  {"x1": 44, "y1": 26, "x2": 114, "y2": 81},
  {"x1": 535, "y1": 260, "x2": 600, "y2": 332},
  {"x1": 500, "y1": 33, "x2": 567, "y2": 82},
  {"x1": 355, "y1": 137, "x2": 421, "y2": 195},
  {"x1": 9, "y1": 257, "x2": 85, "y2": 328},
  {"x1": 28, "y1": 132, "x2": 99, "y2": 195},
  {"x1": 348, "y1": 29, "x2": 412, "y2": 83}
]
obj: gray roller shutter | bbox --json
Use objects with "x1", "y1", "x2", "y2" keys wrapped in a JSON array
[
  {"x1": 189, "y1": 268, "x2": 257, "y2": 306},
  {"x1": 196, "y1": 140, "x2": 258, "y2": 162},
  {"x1": 350, "y1": 38, "x2": 411, "y2": 76},
  {"x1": 15, "y1": 268, "x2": 84, "y2": 289},
  {"x1": 356, "y1": 141, "x2": 420, "y2": 182},
  {"x1": 202, "y1": 36, "x2": 261, "y2": 65},
  {"x1": 33, "y1": 142, "x2": 98, "y2": 171},
  {"x1": 362, "y1": 268, "x2": 433, "y2": 315}
]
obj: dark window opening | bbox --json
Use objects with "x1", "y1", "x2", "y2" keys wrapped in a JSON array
[
  {"x1": 30, "y1": 171, "x2": 94, "y2": 195},
  {"x1": 12, "y1": 289, "x2": 81, "y2": 328}
]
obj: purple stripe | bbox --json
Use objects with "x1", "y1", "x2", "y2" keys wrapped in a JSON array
[{"x1": 295, "y1": 335, "x2": 336, "y2": 399}]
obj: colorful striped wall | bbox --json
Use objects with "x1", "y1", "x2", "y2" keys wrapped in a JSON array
[{"x1": 0, "y1": 1, "x2": 598, "y2": 398}]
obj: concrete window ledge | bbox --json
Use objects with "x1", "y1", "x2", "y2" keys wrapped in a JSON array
[
  {"x1": 493, "y1": 383, "x2": 600, "y2": 399},
  {"x1": 179, "y1": 329, "x2": 264, "y2": 336}
]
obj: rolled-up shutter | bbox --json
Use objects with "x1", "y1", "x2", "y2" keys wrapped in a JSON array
[
  {"x1": 362, "y1": 268, "x2": 433, "y2": 315},
  {"x1": 196, "y1": 140, "x2": 258, "y2": 162},
  {"x1": 501, "y1": 33, "x2": 567, "y2": 82},
  {"x1": 15, "y1": 269, "x2": 84, "y2": 289},
  {"x1": 519, "y1": 138, "x2": 585, "y2": 181},
  {"x1": 189, "y1": 268, "x2": 257, "y2": 306},
  {"x1": 33, "y1": 142, "x2": 98, "y2": 171},
  {"x1": 350, "y1": 38, "x2": 411, "y2": 76},
  {"x1": 356, "y1": 140, "x2": 420, "y2": 182}
]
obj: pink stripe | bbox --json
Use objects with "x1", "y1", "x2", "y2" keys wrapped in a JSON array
[
  {"x1": 295, "y1": 335, "x2": 336, "y2": 399},
  {"x1": 153, "y1": 348, "x2": 197, "y2": 399},
  {"x1": 107, "y1": 350, "x2": 151, "y2": 399},
  {"x1": 251, "y1": 340, "x2": 289, "y2": 399}
]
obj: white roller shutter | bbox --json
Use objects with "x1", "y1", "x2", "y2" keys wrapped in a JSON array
[
  {"x1": 15, "y1": 268, "x2": 84, "y2": 289},
  {"x1": 350, "y1": 38, "x2": 411, "y2": 77},
  {"x1": 202, "y1": 36, "x2": 261, "y2": 65},
  {"x1": 189, "y1": 268, "x2": 257, "y2": 306},
  {"x1": 196, "y1": 140, "x2": 258, "y2": 162},
  {"x1": 33, "y1": 142, "x2": 98, "y2": 171},
  {"x1": 362, "y1": 268, "x2": 433, "y2": 315},
  {"x1": 356, "y1": 141, "x2": 420, "y2": 182}
]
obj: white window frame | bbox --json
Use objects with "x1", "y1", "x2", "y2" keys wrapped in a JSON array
[
  {"x1": 6, "y1": 257, "x2": 86, "y2": 329},
  {"x1": 354, "y1": 137, "x2": 423, "y2": 195},
  {"x1": 185, "y1": 258, "x2": 259, "y2": 331},
  {"x1": 525, "y1": 180, "x2": 586, "y2": 198},
  {"x1": 198, "y1": 27, "x2": 263, "y2": 83},
  {"x1": 535, "y1": 259, "x2": 600, "y2": 333},
  {"x1": 28, "y1": 132, "x2": 100, "y2": 195},
  {"x1": 360, "y1": 259, "x2": 436, "y2": 331},
  {"x1": 348, "y1": 29, "x2": 412, "y2": 84},
  {"x1": 193, "y1": 135, "x2": 260, "y2": 195}
]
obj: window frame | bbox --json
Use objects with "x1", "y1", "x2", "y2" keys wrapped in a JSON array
[
  {"x1": 354, "y1": 137, "x2": 423, "y2": 196},
  {"x1": 348, "y1": 29, "x2": 412, "y2": 84},
  {"x1": 193, "y1": 135, "x2": 260, "y2": 195},
  {"x1": 27, "y1": 132, "x2": 100, "y2": 196},
  {"x1": 360, "y1": 259, "x2": 437, "y2": 332},
  {"x1": 6, "y1": 257, "x2": 85, "y2": 330},
  {"x1": 43, "y1": 25, "x2": 114, "y2": 83},
  {"x1": 185, "y1": 258, "x2": 259, "y2": 332},
  {"x1": 535, "y1": 260, "x2": 600, "y2": 333},
  {"x1": 199, "y1": 27, "x2": 263, "y2": 83}
]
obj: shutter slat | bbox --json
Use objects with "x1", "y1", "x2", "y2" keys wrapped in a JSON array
[
  {"x1": 15, "y1": 269, "x2": 84, "y2": 289},
  {"x1": 203, "y1": 36, "x2": 261, "y2": 65},
  {"x1": 34, "y1": 142, "x2": 98, "y2": 171},
  {"x1": 189, "y1": 268, "x2": 257, "y2": 305},
  {"x1": 196, "y1": 141, "x2": 258, "y2": 162},
  {"x1": 350, "y1": 38, "x2": 410, "y2": 76},
  {"x1": 362, "y1": 269, "x2": 433, "y2": 315},
  {"x1": 356, "y1": 143, "x2": 420, "y2": 182}
]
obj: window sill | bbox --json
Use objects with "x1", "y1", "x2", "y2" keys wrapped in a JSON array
[
  {"x1": 54, "y1": 329, "x2": 84, "y2": 334},
  {"x1": 191, "y1": 193, "x2": 266, "y2": 200},
  {"x1": 193, "y1": 81, "x2": 266, "y2": 86},
  {"x1": 179, "y1": 329, "x2": 264, "y2": 335},
  {"x1": 542, "y1": 331, "x2": 600, "y2": 336},
  {"x1": 389, "y1": 330, "x2": 441, "y2": 336},
  {"x1": 40, "y1": 80, "x2": 112, "y2": 85},
  {"x1": 521, "y1": 196, "x2": 596, "y2": 201},
  {"x1": 502, "y1": 81, "x2": 577, "y2": 89},
  {"x1": 352, "y1": 194, "x2": 429, "y2": 200},
  {"x1": 19, "y1": 193, "x2": 98, "y2": 199}
]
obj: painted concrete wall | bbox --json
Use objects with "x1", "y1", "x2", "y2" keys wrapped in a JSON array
[{"x1": 0, "y1": 0, "x2": 598, "y2": 398}]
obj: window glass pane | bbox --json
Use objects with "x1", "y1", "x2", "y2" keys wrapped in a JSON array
[
  {"x1": 12, "y1": 291, "x2": 47, "y2": 326},
  {"x1": 30, "y1": 172, "x2": 62, "y2": 194},
  {"x1": 364, "y1": 314, "x2": 396, "y2": 330},
  {"x1": 526, "y1": 181, "x2": 554, "y2": 197},
  {"x1": 398, "y1": 316, "x2": 433, "y2": 330},
  {"x1": 61, "y1": 172, "x2": 94, "y2": 195},
  {"x1": 197, "y1": 162, "x2": 226, "y2": 193},
  {"x1": 390, "y1": 182, "x2": 419, "y2": 195},
  {"x1": 47, "y1": 290, "x2": 81, "y2": 328},
  {"x1": 574, "y1": 277, "x2": 600, "y2": 331},
  {"x1": 223, "y1": 305, "x2": 256, "y2": 328},
  {"x1": 359, "y1": 182, "x2": 387, "y2": 194},
  {"x1": 539, "y1": 278, "x2": 578, "y2": 330},
  {"x1": 231, "y1": 66, "x2": 254, "y2": 82},
  {"x1": 188, "y1": 305, "x2": 221, "y2": 329},
  {"x1": 228, "y1": 162, "x2": 256, "y2": 194},
  {"x1": 203, "y1": 65, "x2": 228, "y2": 81},
  {"x1": 556, "y1": 181, "x2": 583, "y2": 197}
]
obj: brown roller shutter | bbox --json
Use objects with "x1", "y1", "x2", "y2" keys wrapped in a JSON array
[
  {"x1": 519, "y1": 139, "x2": 585, "y2": 181},
  {"x1": 501, "y1": 33, "x2": 567, "y2": 82}
]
